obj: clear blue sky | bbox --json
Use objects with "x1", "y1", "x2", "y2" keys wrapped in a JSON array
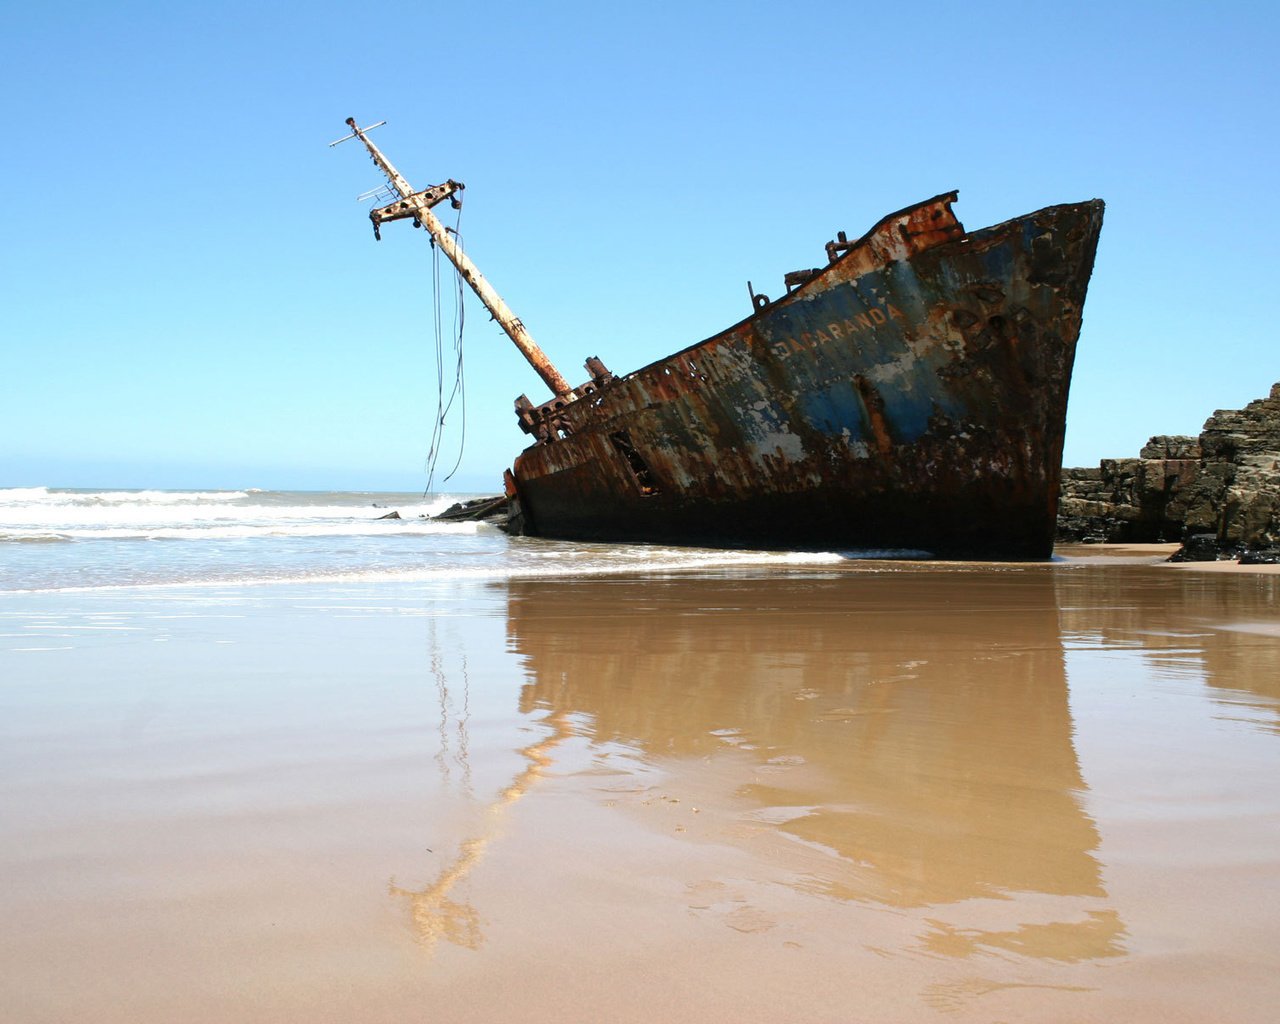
[{"x1": 2, "y1": 0, "x2": 1277, "y2": 492}]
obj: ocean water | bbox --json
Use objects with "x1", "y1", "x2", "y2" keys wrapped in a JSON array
[{"x1": 0, "y1": 486, "x2": 847, "y2": 593}]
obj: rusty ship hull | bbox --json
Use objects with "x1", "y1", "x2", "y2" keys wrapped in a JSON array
[{"x1": 507, "y1": 193, "x2": 1104, "y2": 558}]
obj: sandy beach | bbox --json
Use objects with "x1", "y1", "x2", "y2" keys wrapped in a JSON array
[
  {"x1": 8, "y1": 2, "x2": 1280, "y2": 1019},
  {"x1": 3, "y1": 554, "x2": 1279, "y2": 1022},
  {"x1": 1058, "y1": 541, "x2": 1280, "y2": 573}
]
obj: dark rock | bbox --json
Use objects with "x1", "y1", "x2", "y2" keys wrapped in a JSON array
[
  {"x1": 376, "y1": 510, "x2": 401, "y2": 520},
  {"x1": 502, "y1": 500, "x2": 529, "y2": 536},
  {"x1": 431, "y1": 495, "x2": 511, "y2": 525},
  {"x1": 1182, "y1": 383, "x2": 1280, "y2": 549},
  {"x1": 1169, "y1": 534, "x2": 1222, "y2": 562},
  {"x1": 1240, "y1": 547, "x2": 1280, "y2": 565},
  {"x1": 1059, "y1": 382, "x2": 1280, "y2": 556}
]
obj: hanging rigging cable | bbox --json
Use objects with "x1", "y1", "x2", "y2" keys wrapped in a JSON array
[{"x1": 423, "y1": 200, "x2": 468, "y2": 495}]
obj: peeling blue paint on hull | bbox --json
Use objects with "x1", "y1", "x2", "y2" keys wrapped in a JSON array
[{"x1": 509, "y1": 195, "x2": 1105, "y2": 559}]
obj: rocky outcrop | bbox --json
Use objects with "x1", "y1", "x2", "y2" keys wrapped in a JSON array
[
  {"x1": 1057, "y1": 382, "x2": 1280, "y2": 558},
  {"x1": 1180, "y1": 384, "x2": 1280, "y2": 548},
  {"x1": 1056, "y1": 438, "x2": 1200, "y2": 543}
]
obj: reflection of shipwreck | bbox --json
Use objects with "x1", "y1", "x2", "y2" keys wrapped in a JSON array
[
  {"x1": 504, "y1": 572, "x2": 1125, "y2": 961},
  {"x1": 337, "y1": 118, "x2": 1103, "y2": 558},
  {"x1": 1055, "y1": 567, "x2": 1280, "y2": 734}
]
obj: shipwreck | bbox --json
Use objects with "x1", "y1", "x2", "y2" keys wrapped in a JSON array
[{"x1": 336, "y1": 118, "x2": 1103, "y2": 559}]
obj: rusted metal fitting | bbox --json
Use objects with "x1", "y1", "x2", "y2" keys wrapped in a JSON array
[
  {"x1": 585, "y1": 356, "x2": 613, "y2": 386},
  {"x1": 784, "y1": 268, "x2": 822, "y2": 291},
  {"x1": 825, "y1": 230, "x2": 852, "y2": 263}
]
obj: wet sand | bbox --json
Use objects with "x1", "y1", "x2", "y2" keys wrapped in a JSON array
[
  {"x1": 3, "y1": 558, "x2": 1280, "y2": 1022},
  {"x1": 1059, "y1": 541, "x2": 1280, "y2": 573}
]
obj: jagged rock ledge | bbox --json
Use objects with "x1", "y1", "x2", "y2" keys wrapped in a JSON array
[
  {"x1": 1057, "y1": 382, "x2": 1280, "y2": 562},
  {"x1": 431, "y1": 495, "x2": 513, "y2": 527}
]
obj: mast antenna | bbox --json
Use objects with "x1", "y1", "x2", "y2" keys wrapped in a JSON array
[{"x1": 328, "y1": 120, "x2": 387, "y2": 147}]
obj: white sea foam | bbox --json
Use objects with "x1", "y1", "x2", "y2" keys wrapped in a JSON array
[
  {"x1": 287, "y1": 550, "x2": 851, "y2": 586},
  {"x1": 0, "y1": 488, "x2": 462, "y2": 536},
  {"x1": 81, "y1": 489, "x2": 252, "y2": 504},
  {"x1": 29, "y1": 520, "x2": 482, "y2": 541},
  {"x1": 0, "y1": 486, "x2": 55, "y2": 502},
  {"x1": 0, "y1": 487, "x2": 250, "y2": 506},
  {"x1": 8, "y1": 548, "x2": 851, "y2": 594}
]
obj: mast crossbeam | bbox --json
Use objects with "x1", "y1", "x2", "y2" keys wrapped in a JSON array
[{"x1": 369, "y1": 180, "x2": 464, "y2": 240}]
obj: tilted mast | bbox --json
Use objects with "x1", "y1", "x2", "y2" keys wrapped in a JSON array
[{"x1": 332, "y1": 118, "x2": 572, "y2": 398}]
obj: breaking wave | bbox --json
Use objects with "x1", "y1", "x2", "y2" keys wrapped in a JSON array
[
  {"x1": 0, "y1": 487, "x2": 461, "y2": 538},
  {"x1": 0, "y1": 486, "x2": 252, "y2": 506}
]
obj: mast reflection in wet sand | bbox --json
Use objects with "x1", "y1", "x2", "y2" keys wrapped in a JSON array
[
  {"x1": 394, "y1": 615, "x2": 574, "y2": 951},
  {"x1": 505, "y1": 569, "x2": 1124, "y2": 963},
  {"x1": 392, "y1": 710, "x2": 573, "y2": 951}
]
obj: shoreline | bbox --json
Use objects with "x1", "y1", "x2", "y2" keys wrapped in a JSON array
[
  {"x1": 4, "y1": 539, "x2": 1279, "y2": 600},
  {"x1": 1055, "y1": 541, "x2": 1280, "y2": 573}
]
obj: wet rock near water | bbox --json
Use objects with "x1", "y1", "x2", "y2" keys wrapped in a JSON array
[
  {"x1": 431, "y1": 495, "x2": 513, "y2": 526},
  {"x1": 369, "y1": 498, "x2": 510, "y2": 526},
  {"x1": 1057, "y1": 382, "x2": 1280, "y2": 561},
  {"x1": 1167, "y1": 533, "x2": 1231, "y2": 563}
]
